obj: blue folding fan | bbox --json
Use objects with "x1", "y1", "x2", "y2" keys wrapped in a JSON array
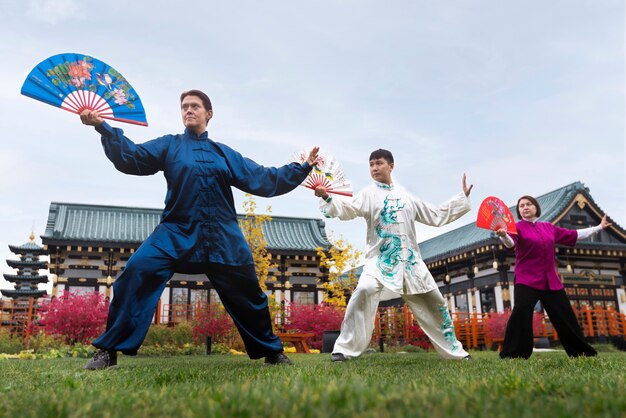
[{"x1": 21, "y1": 53, "x2": 148, "y2": 126}]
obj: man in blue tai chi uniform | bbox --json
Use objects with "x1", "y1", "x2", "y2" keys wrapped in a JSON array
[{"x1": 79, "y1": 89, "x2": 319, "y2": 369}]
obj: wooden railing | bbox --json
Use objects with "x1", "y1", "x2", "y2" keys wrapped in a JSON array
[
  {"x1": 0, "y1": 297, "x2": 38, "y2": 346},
  {"x1": 372, "y1": 305, "x2": 626, "y2": 349}
]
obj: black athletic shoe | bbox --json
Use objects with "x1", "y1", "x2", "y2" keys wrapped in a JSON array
[
  {"x1": 331, "y1": 352, "x2": 348, "y2": 362},
  {"x1": 85, "y1": 349, "x2": 118, "y2": 370},
  {"x1": 264, "y1": 351, "x2": 294, "y2": 365},
  {"x1": 463, "y1": 355, "x2": 473, "y2": 361}
]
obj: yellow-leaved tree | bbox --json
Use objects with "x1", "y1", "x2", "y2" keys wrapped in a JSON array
[
  {"x1": 239, "y1": 194, "x2": 283, "y2": 327},
  {"x1": 240, "y1": 194, "x2": 275, "y2": 292},
  {"x1": 316, "y1": 237, "x2": 362, "y2": 307}
]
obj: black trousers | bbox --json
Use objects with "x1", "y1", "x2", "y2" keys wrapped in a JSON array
[{"x1": 500, "y1": 284, "x2": 597, "y2": 359}]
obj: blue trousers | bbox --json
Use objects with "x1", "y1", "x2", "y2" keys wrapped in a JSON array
[{"x1": 92, "y1": 242, "x2": 283, "y2": 358}]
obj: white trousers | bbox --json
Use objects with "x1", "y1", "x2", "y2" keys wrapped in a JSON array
[{"x1": 333, "y1": 273, "x2": 469, "y2": 359}]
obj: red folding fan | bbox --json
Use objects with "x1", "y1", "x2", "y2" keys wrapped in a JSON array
[{"x1": 476, "y1": 196, "x2": 517, "y2": 234}]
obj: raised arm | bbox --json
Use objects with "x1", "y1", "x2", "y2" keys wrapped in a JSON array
[
  {"x1": 411, "y1": 174, "x2": 472, "y2": 227},
  {"x1": 577, "y1": 215, "x2": 612, "y2": 240},
  {"x1": 80, "y1": 110, "x2": 166, "y2": 176}
]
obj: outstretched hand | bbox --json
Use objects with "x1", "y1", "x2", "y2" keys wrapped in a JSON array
[
  {"x1": 494, "y1": 228, "x2": 508, "y2": 238},
  {"x1": 462, "y1": 173, "x2": 473, "y2": 197},
  {"x1": 306, "y1": 146, "x2": 320, "y2": 166},
  {"x1": 80, "y1": 109, "x2": 104, "y2": 127},
  {"x1": 600, "y1": 214, "x2": 612, "y2": 229}
]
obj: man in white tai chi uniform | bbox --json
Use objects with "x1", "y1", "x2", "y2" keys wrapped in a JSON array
[{"x1": 314, "y1": 149, "x2": 473, "y2": 361}]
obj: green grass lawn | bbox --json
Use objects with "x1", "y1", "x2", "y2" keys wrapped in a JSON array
[{"x1": 0, "y1": 350, "x2": 624, "y2": 418}]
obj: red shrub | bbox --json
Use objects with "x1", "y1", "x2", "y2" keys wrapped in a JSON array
[
  {"x1": 484, "y1": 310, "x2": 546, "y2": 340},
  {"x1": 283, "y1": 302, "x2": 345, "y2": 349},
  {"x1": 484, "y1": 311, "x2": 511, "y2": 340},
  {"x1": 406, "y1": 324, "x2": 433, "y2": 350},
  {"x1": 191, "y1": 305, "x2": 237, "y2": 345},
  {"x1": 41, "y1": 291, "x2": 109, "y2": 344}
]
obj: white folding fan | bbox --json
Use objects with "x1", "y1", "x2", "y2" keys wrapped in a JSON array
[{"x1": 290, "y1": 148, "x2": 353, "y2": 196}]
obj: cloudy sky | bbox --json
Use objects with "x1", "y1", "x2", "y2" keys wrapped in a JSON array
[{"x1": 0, "y1": 0, "x2": 624, "y2": 292}]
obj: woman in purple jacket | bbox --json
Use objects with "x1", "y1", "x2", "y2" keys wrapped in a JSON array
[{"x1": 495, "y1": 195, "x2": 610, "y2": 359}]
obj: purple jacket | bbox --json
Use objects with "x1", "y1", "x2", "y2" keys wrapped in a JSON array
[{"x1": 511, "y1": 220, "x2": 577, "y2": 290}]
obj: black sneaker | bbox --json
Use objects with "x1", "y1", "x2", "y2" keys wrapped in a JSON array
[
  {"x1": 85, "y1": 349, "x2": 118, "y2": 370},
  {"x1": 463, "y1": 355, "x2": 473, "y2": 361},
  {"x1": 331, "y1": 352, "x2": 348, "y2": 362},
  {"x1": 264, "y1": 351, "x2": 294, "y2": 366}
]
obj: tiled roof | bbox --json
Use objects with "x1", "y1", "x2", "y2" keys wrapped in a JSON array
[
  {"x1": 0, "y1": 289, "x2": 47, "y2": 299},
  {"x1": 2, "y1": 274, "x2": 49, "y2": 284},
  {"x1": 8, "y1": 241, "x2": 47, "y2": 255},
  {"x1": 419, "y1": 181, "x2": 616, "y2": 262},
  {"x1": 42, "y1": 202, "x2": 330, "y2": 252},
  {"x1": 44, "y1": 202, "x2": 161, "y2": 244},
  {"x1": 6, "y1": 259, "x2": 48, "y2": 269},
  {"x1": 262, "y1": 217, "x2": 330, "y2": 251}
]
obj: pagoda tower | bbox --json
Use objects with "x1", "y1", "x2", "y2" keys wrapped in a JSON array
[{"x1": 2, "y1": 232, "x2": 48, "y2": 300}]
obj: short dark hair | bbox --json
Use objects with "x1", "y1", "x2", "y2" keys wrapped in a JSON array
[
  {"x1": 180, "y1": 89, "x2": 212, "y2": 111},
  {"x1": 516, "y1": 195, "x2": 541, "y2": 219},
  {"x1": 369, "y1": 149, "x2": 394, "y2": 164}
]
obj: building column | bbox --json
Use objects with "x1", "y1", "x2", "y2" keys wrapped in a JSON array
[
  {"x1": 613, "y1": 288, "x2": 626, "y2": 314},
  {"x1": 448, "y1": 294, "x2": 456, "y2": 313},
  {"x1": 474, "y1": 289, "x2": 482, "y2": 314},
  {"x1": 498, "y1": 263, "x2": 512, "y2": 310},
  {"x1": 466, "y1": 289, "x2": 474, "y2": 312},
  {"x1": 317, "y1": 290, "x2": 325, "y2": 304},
  {"x1": 51, "y1": 275, "x2": 58, "y2": 298},
  {"x1": 508, "y1": 283, "x2": 515, "y2": 309},
  {"x1": 274, "y1": 289, "x2": 283, "y2": 304},
  {"x1": 494, "y1": 285, "x2": 504, "y2": 313}
]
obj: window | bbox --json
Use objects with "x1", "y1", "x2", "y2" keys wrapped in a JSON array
[
  {"x1": 171, "y1": 287, "x2": 187, "y2": 304},
  {"x1": 190, "y1": 289, "x2": 208, "y2": 305},
  {"x1": 293, "y1": 291, "x2": 315, "y2": 305},
  {"x1": 210, "y1": 289, "x2": 221, "y2": 304},
  {"x1": 67, "y1": 286, "x2": 96, "y2": 295},
  {"x1": 171, "y1": 287, "x2": 188, "y2": 323},
  {"x1": 591, "y1": 288, "x2": 603, "y2": 297},
  {"x1": 455, "y1": 293, "x2": 468, "y2": 312},
  {"x1": 480, "y1": 288, "x2": 496, "y2": 313}
]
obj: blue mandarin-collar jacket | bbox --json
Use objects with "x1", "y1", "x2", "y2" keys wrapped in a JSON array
[{"x1": 95, "y1": 122, "x2": 312, "y2": 266}]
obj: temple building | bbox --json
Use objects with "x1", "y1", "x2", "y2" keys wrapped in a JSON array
[
  {"x1": 41, "y1": 202, "x2": 332, "y2": 317},
  {"x1": 419, "y1": 182, "x2": 626, "y2": 314}
]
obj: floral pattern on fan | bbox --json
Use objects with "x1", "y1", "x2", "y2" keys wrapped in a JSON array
[
  {"x1": 45, "y1": 56, "x2": 137, "y2": 110},
  {"x1": 290, "y1": 149, "x2": 353, "y2": 196}
]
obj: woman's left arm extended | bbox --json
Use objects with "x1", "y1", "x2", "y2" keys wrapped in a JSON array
[{"x1": 577, "y1": 215, "x2": 611, "y2": 240}]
